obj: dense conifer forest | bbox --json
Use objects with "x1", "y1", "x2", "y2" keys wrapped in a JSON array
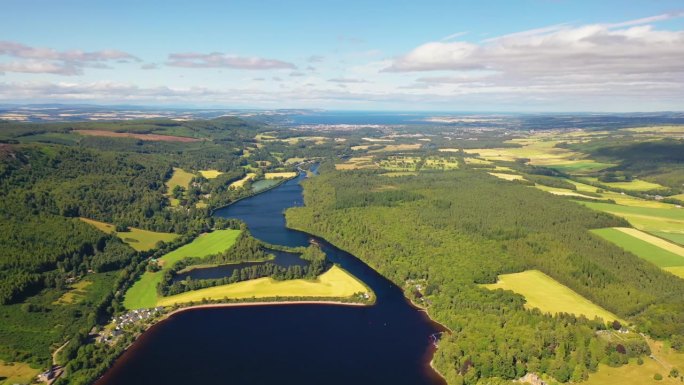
[{"x1": 286, "y1": 165, "x2": 684, "y2": 384}]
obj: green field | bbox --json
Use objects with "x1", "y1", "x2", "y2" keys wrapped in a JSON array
[
  {"x1": 484, "y1": 270, "x2": 622, "y2": 322},
  {"x1": 165, "y1": 167, "x2": 195, "y2": 206},
  {"x1": 80, "y1": 218, "x2": 178, "y2": 251},
  {"x1": 581, "y1": 178, "x2": 665, "y2": 191},
  {"x1": 579, "y1": 201, "x2": 684, "y2": 235},
  {"x1": 547, "y1": 161, "x2": 615, "y2": 174},
  {"x1": 52, "y1": 280, "x2": 93, "y2": 305},
  {"x1": 123, "y1": 229, "x2": 241, "y2": 309},
  {"x1": 650, "y1": 231, "x2": 684, "y2": 247},
  {"x1": 585, "y1": 338, "x2": 684, "y2": 385},
  {"x1": 157, "y1": 265, "x2": 369, "y2": 306},
  {"x1": 592, "y1": 228, "x2": 684, "y2": 268},
  {"x1": 0, "y1": 360, "x2": 40, "y2": 385}
]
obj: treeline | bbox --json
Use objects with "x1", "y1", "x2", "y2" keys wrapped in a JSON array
[
  {"x1": 286, "y1": 167, "x2": 684, "y2": 384},
  {"x1": 157, "y1": 231, "x2": 327, "y2": 296},
  {"x1": 562, "y1": 138, "x2": 684, "y2": 192}
]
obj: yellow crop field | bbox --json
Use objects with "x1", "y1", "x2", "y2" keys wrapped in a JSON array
[
  {"x1": 614, "y1": 228, "x2": 684, "y2": 257},
  {"x1": 665, "y1": 266, "x2": 684, "y2": 278},
  {"x1": 265, "y1": 172, "x2": 297, "y2": 179},
  {"x1": 484, "y1": 270, "x2": 622, "y2": 322},
  {"x1": 199, "y1": 169, "x2": 222, "y2": 179},
  {"x1": 488, "y1": 172, "x2": 524, "y2": 181},
  {"x1": 533, "y1": 184, "x2": 599, "y2": 198},
  {"x1": 229, "y1": 172, "x2": 256, "y2": 188},
  {"x1": 336, "y1": 156, "x2": 376, "y2": 170},
  {"x1": 157, "y1": 265, "x2": 369, "y2": 306}
]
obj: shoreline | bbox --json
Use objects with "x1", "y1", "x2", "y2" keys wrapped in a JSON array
[
  {"x1": 284, "y1": 222, "x2": 450, "y2": 384},
  {"x1": 209, "y1": 161, "x2": 317, "y2": 216},
  {"x1": 163, "y1": 299, "x2": 369, "y2": 318}
]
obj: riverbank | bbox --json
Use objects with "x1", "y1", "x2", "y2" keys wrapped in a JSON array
[{"x1": 156, "y1": 265, "x2": 372, "y2": 306}]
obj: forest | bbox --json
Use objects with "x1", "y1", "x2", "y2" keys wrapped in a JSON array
[{"x1": 286, "y1": 165, "x2": 684, "y2": 384}]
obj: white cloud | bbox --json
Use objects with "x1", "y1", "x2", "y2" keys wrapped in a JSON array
[
  {"x1": 167, "y1": 52, "x2": 296, "y2": 70},
  {"x1": 385, "y1": 14, "x2": 684, "y2": 97},
  {"x1": 0, "y1": 41, "x2": 139, "y2": 75}
]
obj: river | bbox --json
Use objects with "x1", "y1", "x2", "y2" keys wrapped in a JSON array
[{"x1": 95, "y1": 170, "x2": 445, "y2": 385}]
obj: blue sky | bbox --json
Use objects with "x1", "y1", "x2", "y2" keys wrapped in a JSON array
[{"x1": 0, "y1": 0, "x2": 683, "y2": 111}]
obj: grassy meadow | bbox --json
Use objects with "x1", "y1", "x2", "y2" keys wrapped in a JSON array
[
  {"x1": 484, "y1": 270, "x2": 622, "y2": 322},
  {"x1": 79, "y1": 217, "x2": 178, "y2": 251},
  {"x1": 265, "y1": 171, "x2": 297, "y2": 179},
  {"x1": 580, "y1": 202, "x2": 684, "y2": 234},
  {"x1": 229, "y1": 172, "x2": 256, "y2": 188},
  {"x1": 52, "y1": 280, "x2": 93, "y2": 305},
  {"x1": 156, "y1": 265, "x2": 369, "y2": 306},
  {"x1": 199, "y1": 169, "x2": 222, "y2": 179},
  {"x1": 592, "y1": 228, "x2": 684, "y2": 268},
  {"x1": 124, "y1": 229, "x2": 241, "y2": 309},
  {"x1": 165, "y1": 167, "x2": 195, "y2": 206},
  {"x1": 0, "y1": 360, "x2": 40, "y2": 385},
  {"x1": 585, "y1": 338, "x2": 684, "y2": 385},
  {"x1": 488, "y1": 172, "x2": 525, "y2": 181}
]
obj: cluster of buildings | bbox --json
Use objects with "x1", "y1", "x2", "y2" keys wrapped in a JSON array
[{"x1": 96, "y1": 307, "x2": 165, "y2": 344}]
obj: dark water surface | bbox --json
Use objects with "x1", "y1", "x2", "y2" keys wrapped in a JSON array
[
  {"x1": 96, "y1": 171, "x2": 445, "y2": 385},
  {"x1": 171, "y1": 249, "x2": 307, "y2": 283}
]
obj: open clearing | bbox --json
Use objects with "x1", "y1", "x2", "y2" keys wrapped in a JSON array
[
  {"x1": 488, "y1": 172, "x2": 524, "y2": 181},
  {"x1": 581, "y1": 177, "x2": 665, "y2": 191},
  {"x1": 580, "y1": 202, "x2": 684, "y2": 234},
  {"x1": 199, "y1": 169, "x2": 222, "y2": 179},
  {"x1": 464, "y1": 139, "x2": 614, "y2": 174},
  {"x1": 592, "y1": 228, "x2": 684, "y2": 269},
  {"x1": 0, "y1": 360, "x2": 39, "y2": 385},
  {"x1": 533, "y1": 184, "x2": 599, "y2": 198},
  {"x1": 336, "y1": 156, "x2": 376, "y2": 170},
  {"x1": 156, "y1": 265, "x2": 368, "y2": 306},
  {"x1": 484, "y1": 270, "x2": 622, "y2": 322},
  {"x1": 53, "y1": 280, "x2": 93, "y2": 305},
  {"x1": 166, "y1": 167, "x2": 194, "y2": 191},
  {"x1": 585, "y1": 337, "x2": 684, "y2": 385},
  {"x1": 370, "y1": 143, "x2": 422, "y2": 153},
  {"x1": 79, "y1": 217, "x2": 178, "y2": 251},
  {"x1": 73, "y1": 129, "x2": 200, "y2": 142},
  {"x1": 124, "y1": 229, "x2": 241, "y2": 309},
  {"x1": 614, "y1": 228, "x2": 684, "y2": 257},
  {"x1": 265, "y1": 172, "x2": 297, "y2": 179},
  {"x1": 229, "y1": 172, "x2": 256, "y2": 188}
]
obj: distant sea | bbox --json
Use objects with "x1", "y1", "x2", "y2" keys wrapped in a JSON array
[{"x1": 283, "y1": 111, "x2": 448, "y2": 125}]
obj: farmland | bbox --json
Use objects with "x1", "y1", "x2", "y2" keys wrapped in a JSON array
[
  {"x1": 156, "y1": 265, "x2": 369, "y2": 306},
  {"x1": 199, "y1": 169, "x2": 223, "y2": 179},
  {"x1": 52, "y1": 280, "x2": 93, "y2": 305},
  {"x1": 591, "y1": 228, "x2": 684, "y2": 274},
  {"x1": 265, "y1": 171, "x2": 297, "y2": 179},
  {"x1": 79, "y1": 218, "x2": 178, "y2": 251},
  {"x1": 124, "y1": 229, "x2": 241, "y2": 309},
  {"x1": 483, "y1": 270, "x2": 623, "y2": 322},
  {"x1": 0, "y1": 360, "x2": 40, "y2": 385},
  {"x1": 165, "y1": 167, "x2": 195, "y2": 206},
  {"x1": 229, "y1": 172, "x2": 256, "y2": 188},
  {"x1": 584, "y1": 338, "x2": 684, "y2": 385}
]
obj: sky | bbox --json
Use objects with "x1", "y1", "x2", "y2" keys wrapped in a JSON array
[{"x1": 0, "y1": 0, "x2": 683, "y2": 112}]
